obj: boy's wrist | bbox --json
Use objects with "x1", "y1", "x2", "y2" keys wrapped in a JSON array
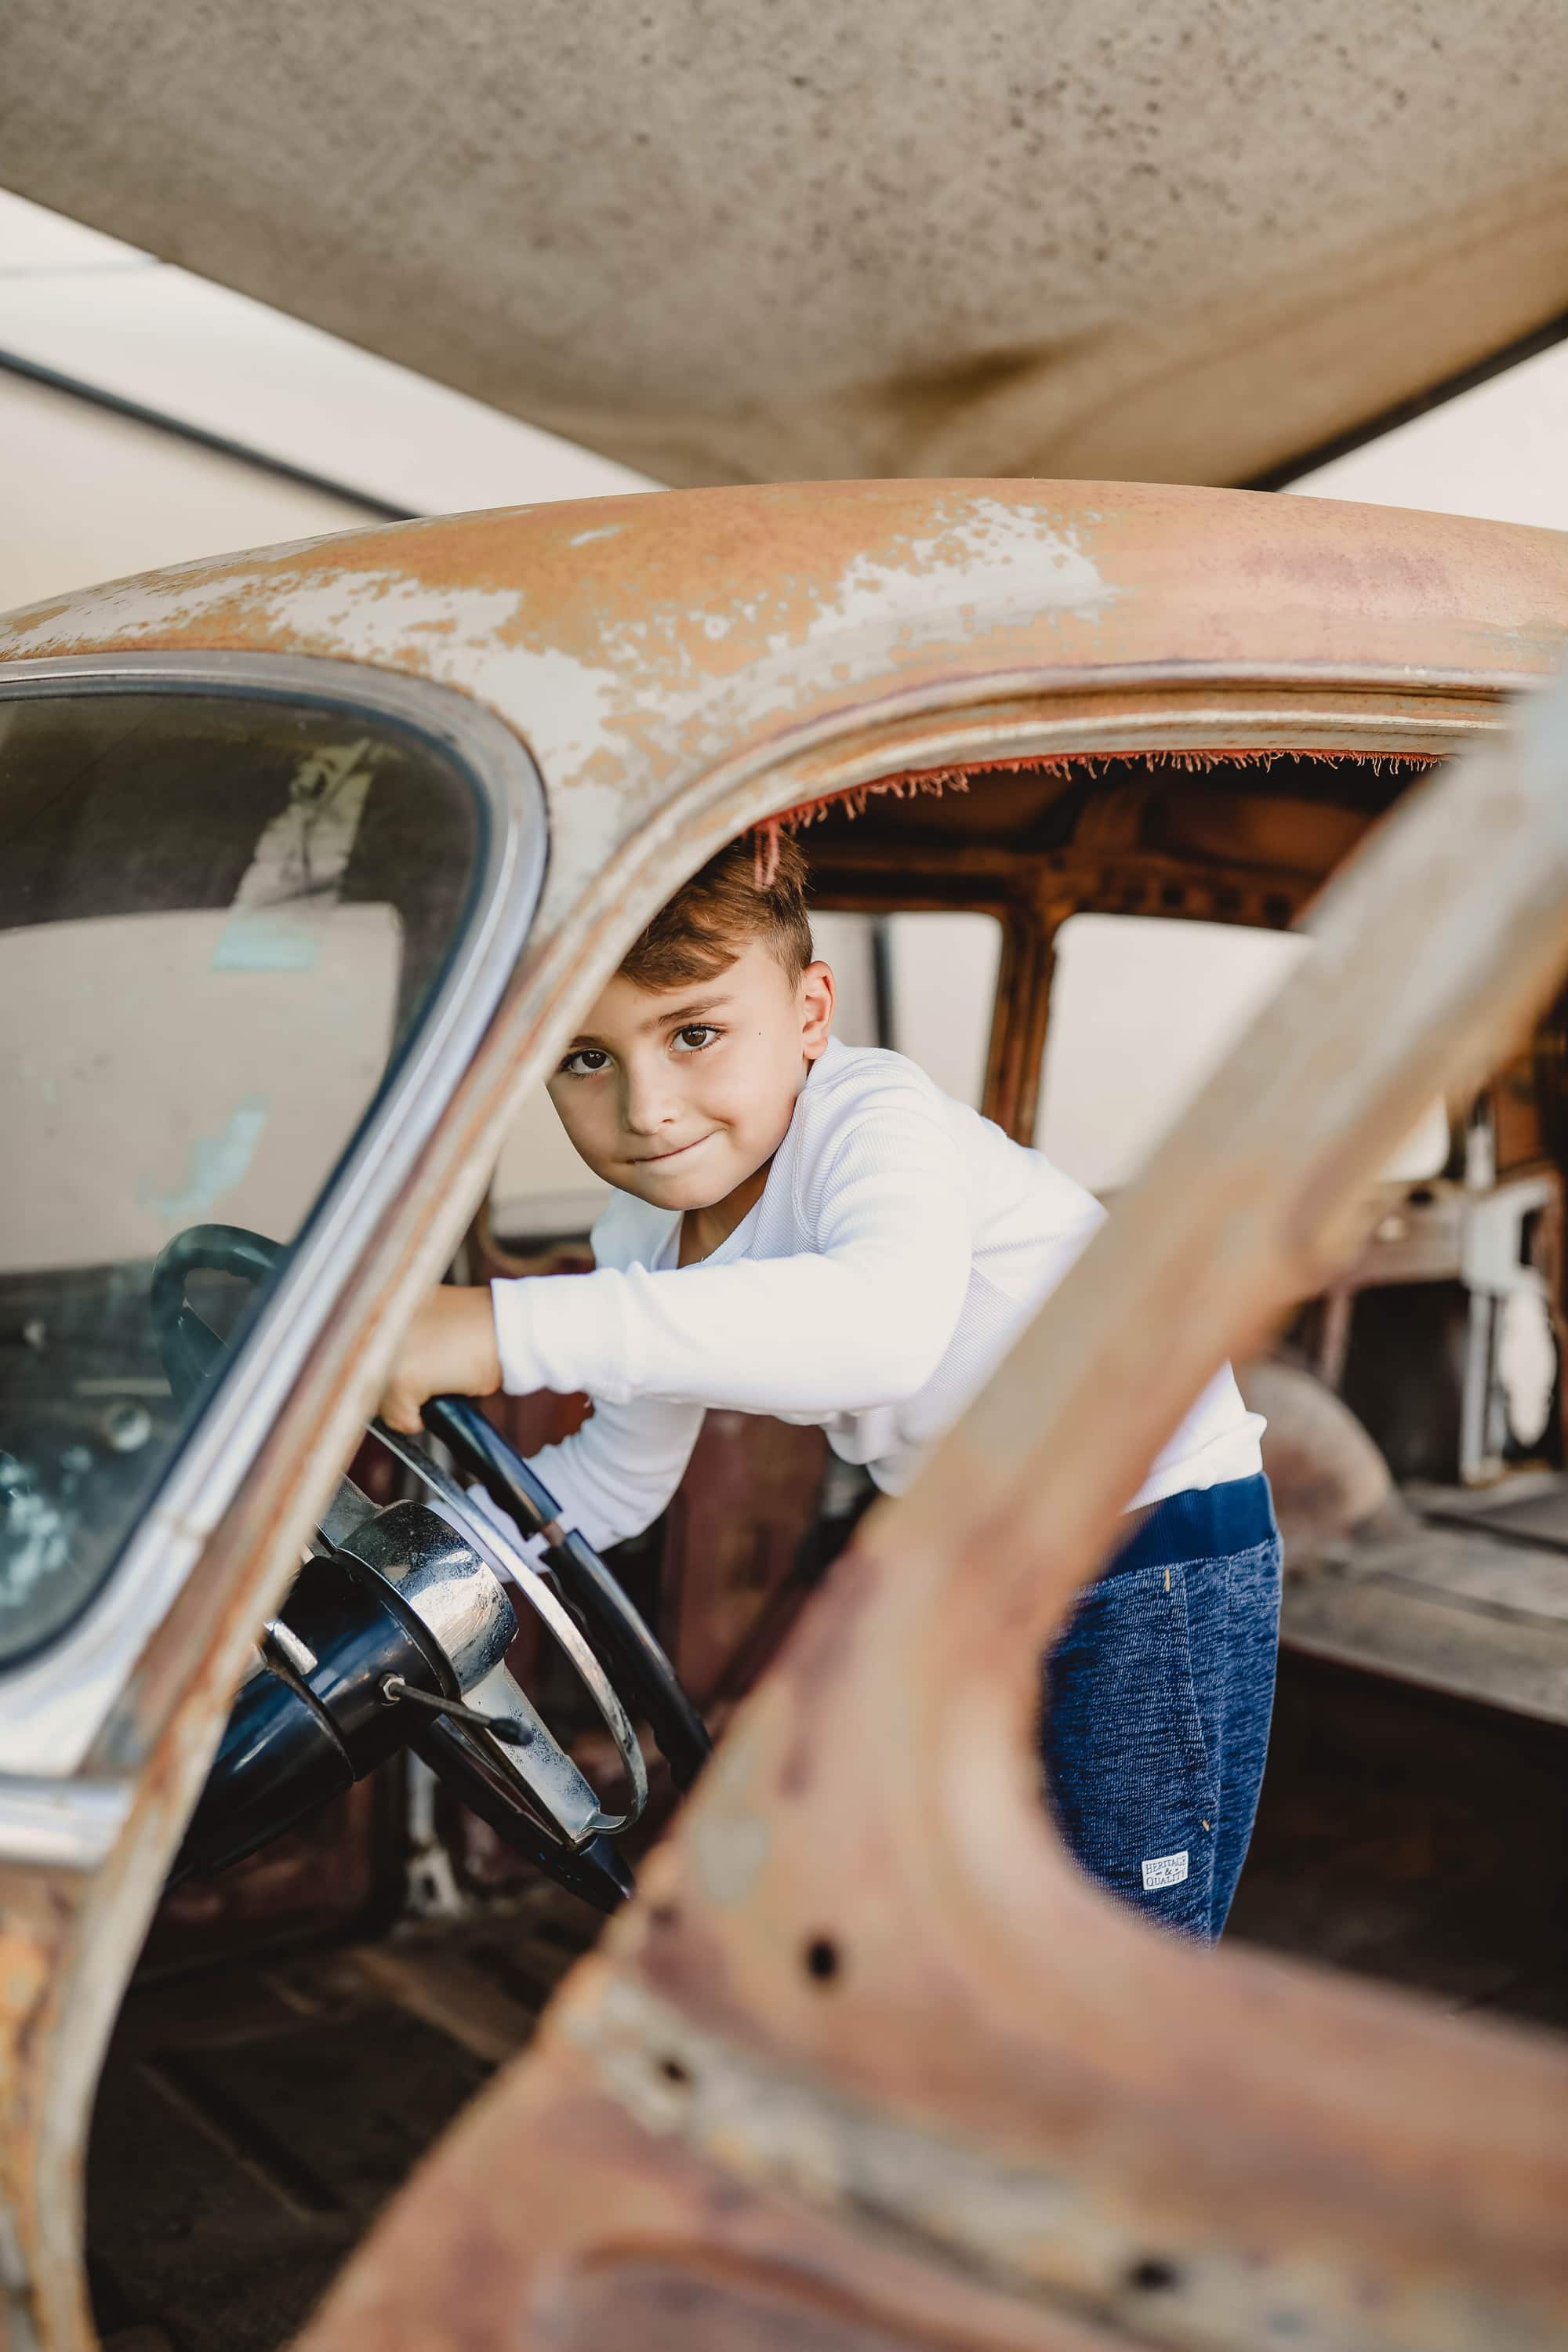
[{"x1": 463, "y1": 1283, "x2": 503, "y2": 1397}]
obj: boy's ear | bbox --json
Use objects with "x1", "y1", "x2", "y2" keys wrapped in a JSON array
[{"x1": 800, "y1": 959, "x2": 835, "y2": 1060}]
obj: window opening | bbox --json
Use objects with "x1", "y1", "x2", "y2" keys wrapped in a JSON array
[{"x1": 1036, "y1": 913, "x2": 1447, "y2": 1195}]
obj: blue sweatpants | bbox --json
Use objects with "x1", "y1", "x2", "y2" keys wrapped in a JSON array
[{"x1": 1040, "y1": 1474, "x2": 1283, "y2": 1941}]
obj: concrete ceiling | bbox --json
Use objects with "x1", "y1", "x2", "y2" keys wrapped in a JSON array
[{"x1": 3, "y1": 1, "x2": 1566, "y2": 491}]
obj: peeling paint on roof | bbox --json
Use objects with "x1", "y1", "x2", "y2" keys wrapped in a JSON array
[{"x1": 3, "y1": 480, "x2": 1567, "y2": 938}]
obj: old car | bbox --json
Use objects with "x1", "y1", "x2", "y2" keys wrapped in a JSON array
[{"x1": 4, "y1": 477, "x2": 1568, "y2": 2352}]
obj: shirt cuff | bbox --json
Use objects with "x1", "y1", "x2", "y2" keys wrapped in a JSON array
[{"x1": 490, "y1": 1276, "x2": 546, "y2": 1396}]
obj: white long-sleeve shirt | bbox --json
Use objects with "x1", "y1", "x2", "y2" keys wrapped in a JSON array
[{"x1": 492, "y1": 1036, "x2": 1264, "y2": 1551}]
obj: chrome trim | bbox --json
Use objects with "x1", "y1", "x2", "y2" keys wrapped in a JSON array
[
  {"x1": 262, "y1": 1619, "x2": 319, "y2": 1679},
  {"x1": 459, "y1": 1658, "x2": 611, "y2": 1845},
  {"x1": 0, "y1": 652, "x2": 547, "y2": 1784},
  {"x1": 335, "y1": 1470, "x2": 641, "y2": 1842},
  {"x1": 335, "y1": 1501, "x2": 519, "y2": 1694},
  {"x1": 0, "y1": 1775, "x2": 134, "y2": 1871},
  {"x1": 372, "y1": 1421, "x2": 649, "y2": 1830}
]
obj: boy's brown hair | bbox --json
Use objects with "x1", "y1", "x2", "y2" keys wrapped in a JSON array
[{"x1": 619, "y1": 830, "x2": 813, "y2": 990}]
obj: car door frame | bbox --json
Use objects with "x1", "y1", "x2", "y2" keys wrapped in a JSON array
[{"x1": 0, "y1": 631, "x2": 1541, "y2": 2348}]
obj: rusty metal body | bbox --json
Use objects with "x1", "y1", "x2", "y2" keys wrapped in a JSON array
[{"x1": 4, "y1": 481, "x2": 1568, "y2": 2349}]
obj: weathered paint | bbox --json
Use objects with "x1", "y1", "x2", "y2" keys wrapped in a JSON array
[
  {"x1": 5, "y1": 482, "x2": 1568, "y2": 2350},
  {"x1": 5, "y1": 481, "x2": 1568, "y2": 946},
  {"x1": 286, "y1": 646, "x2": 1568, "y2": 2352}
]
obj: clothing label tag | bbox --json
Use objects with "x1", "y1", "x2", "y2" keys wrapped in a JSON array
[{"x1": 1142, "y1": 1849, "x2": 1189, "y2": 1892}]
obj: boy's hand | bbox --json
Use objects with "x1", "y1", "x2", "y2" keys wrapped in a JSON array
[{"x1": 378, "y1": 1285, "x2": 503, "y2": 1432}]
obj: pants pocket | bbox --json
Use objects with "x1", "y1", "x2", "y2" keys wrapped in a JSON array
[{"x1": 1042, "y1": 1559, "x2": 1220, "y2": 1938}]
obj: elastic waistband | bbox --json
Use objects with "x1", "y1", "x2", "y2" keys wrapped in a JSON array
[{"x1": 1104, "y1": 1474, "x2": 1277, "y2": 1579}]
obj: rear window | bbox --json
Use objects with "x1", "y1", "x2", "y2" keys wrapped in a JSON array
[{"x1": 1036, "y1": 912, "x2": 1449, "y2": 1192}]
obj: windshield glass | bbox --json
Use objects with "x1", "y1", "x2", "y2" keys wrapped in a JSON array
[{"x1": 0, "y1": 684, "x2": 485, "y2": 1668}]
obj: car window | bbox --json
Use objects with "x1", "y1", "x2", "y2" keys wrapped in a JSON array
[
  {"x1": 0, "y1": 683, "x2": 491, "y2": 1670},
  {"x1": 1036, "y1": 912, "x2": 1449, "y2": 1193},
  {"x1": 881, "y1": 912, "x2": 1002, "y2": 1107}
]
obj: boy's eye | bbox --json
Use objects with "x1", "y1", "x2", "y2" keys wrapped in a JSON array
[
  {"x1": 560, "y1": 1047, "x2": 612, "y2": 1076},
  {"x1": 671, "y1": 1025, "x2": 719, "y2": 1054}
]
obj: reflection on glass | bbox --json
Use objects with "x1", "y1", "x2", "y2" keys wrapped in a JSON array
[{"x1": 0, "y1": 689, "x2": 481, "y2": 1666}]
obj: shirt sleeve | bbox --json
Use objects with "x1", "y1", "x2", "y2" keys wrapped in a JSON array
[
  {"x1": 463, "y1": 1394, "x2": 705, "y2": 1563},
  {"x1": 490, "y1": 1096, "x2": 974, "y2": 1416}
]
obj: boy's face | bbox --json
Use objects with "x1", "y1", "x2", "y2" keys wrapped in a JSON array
[{"x1": 546, "y1": 939, "x2": 836, "y2": 1211}]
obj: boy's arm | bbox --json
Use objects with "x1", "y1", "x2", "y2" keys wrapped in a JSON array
[
  {"x1": 493, "y1": 1102, "x2": 974, "y2": 1416},
  {"x1": 376, "y1": 1271, "x2": 704, "y2": 1551}
]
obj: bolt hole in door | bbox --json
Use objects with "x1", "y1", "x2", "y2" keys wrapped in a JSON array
[{"x1": 804, "y1": 1935, "x2": 841, "y2": 1984}]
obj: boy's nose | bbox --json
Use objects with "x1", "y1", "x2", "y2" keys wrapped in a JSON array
[{"x1": 620, "y1": 1070, "x2": 680, "y2": 1137}]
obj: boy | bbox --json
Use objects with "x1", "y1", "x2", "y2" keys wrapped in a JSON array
[{"x1": 381, "y1": 835, "x2": 1281, "y2": 1940}]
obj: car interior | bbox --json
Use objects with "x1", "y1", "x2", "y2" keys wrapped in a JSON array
[{"x1": 11, "y1": 744, "x2": 1563, "y2": 2352}]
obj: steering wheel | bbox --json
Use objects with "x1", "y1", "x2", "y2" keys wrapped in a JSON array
[{"x1": 151, "y1": 1224, "x2": 710, "y2": 1913}]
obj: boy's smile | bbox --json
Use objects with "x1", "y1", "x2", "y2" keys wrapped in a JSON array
[
  {"x1": 546, "y1": 938, "x2": 835, "y2": 1254},
  {"x1": 628, "y1": 1131, "x2": 720, "y2": 1165}
]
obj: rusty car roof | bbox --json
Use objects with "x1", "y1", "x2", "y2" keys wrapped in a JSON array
[{"x1": 4, "y1": 478, "x2": 1568, "y2": 945}]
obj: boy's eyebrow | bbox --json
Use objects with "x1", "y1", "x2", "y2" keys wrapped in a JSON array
[
  {"x1": 642, "y1": 993, "x2": 734, "y2": 1031},
  {"x1": 564, "y1": 993, "x2": 734, "y2": 1048}
]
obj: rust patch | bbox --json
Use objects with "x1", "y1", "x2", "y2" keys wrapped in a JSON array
[
  {"x1": 534, "y1": 2251, "x2": 999, "y2": 2352},
  {"x1": 0, "y1": 479, "x2": 1555, "y2": 958},
  {"x1": 772, "y1": 1537, "x2": 886, "y2": 1802},
  {"x1": 625, "y1": 1879, "x2": 746, "y2": 2038}
]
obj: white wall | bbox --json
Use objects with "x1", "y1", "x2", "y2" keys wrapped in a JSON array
[
  {"x1": 0, "y1": 187, "x2": 659, "y2": 615},
  {"x1": 0, "y1": 371, "x2": 370, "y2": 611},
  {"x1": 1, "y1": 906, "x2": 399, "y2": 1272},
  {"x1": 1287, "y1": 336, "x2": 1568, "y2": 530},
  {"x1": 0, "y1": 189, "x2": 655, "y2": 538}
]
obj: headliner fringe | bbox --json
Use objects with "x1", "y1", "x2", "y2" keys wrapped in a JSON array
[{"x1": 755, "y1": 745, "x2": 1440, "y2": 857}]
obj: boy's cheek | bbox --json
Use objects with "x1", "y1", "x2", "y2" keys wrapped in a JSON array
[
  {"x1": 548, "y1": 1094, "x2": 618, "y2": 1183},
  {"x1": 544, "y1": 1079, "x2": 590, "y2": 1143}
]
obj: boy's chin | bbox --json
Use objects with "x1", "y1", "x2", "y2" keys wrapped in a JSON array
[
  {"x1": 621, "y1": 1167, "x2": 725, "y2": 1210},
  {"x1": 613, "y1": 1145, "x2": 757, "y2": 1214}
]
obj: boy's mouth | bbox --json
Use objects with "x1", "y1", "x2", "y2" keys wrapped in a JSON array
[{"x1": 627, "y1": 1131, "x2": 719, "y2": 1167}]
